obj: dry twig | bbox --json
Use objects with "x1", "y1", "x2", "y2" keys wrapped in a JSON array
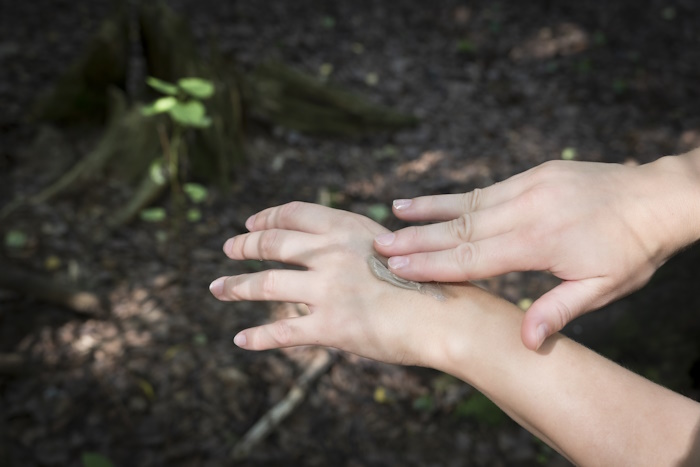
[{"x1": 231, "y1": 349, "x2": 335, "y2": 460}]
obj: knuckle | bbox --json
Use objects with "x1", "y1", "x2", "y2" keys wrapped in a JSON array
[
  {"x1": 453, "y1": 242, "x2": 479, "y2": 268},
  {"x1": 226, "y1": 235, "x2": 243, "y2": 257},
  {"x1": 260, "y1": 270, "x2": 278, "y2": 298},
  {"x1": 225, "y1": 276, "x2": 244, "y2": 300},
  {"x1": 538, "y1": 159, "x2": 564, "y2": 174},
  {"x1": 403, "y1": 225, "x2": 422, "y2": 243},
  {"x1": 461, "y1": 188, "x2": 482, "y2": 212},
  {"x1": 270, "y1": 320, "x2": 292, "y2": 346},
  {"x1": 450, "y1": 214, "x2": 474, "y2": 242},
  {"x1": 517, "y1": 185, "x2": 548, "y2": 211},
  {"x1": 279, "y1": 201, "x2": 304, "y2": 220},
  {"x1": 258, "y1": 230, "x2": 280, "y2": 257},
  {"x1": 549, "y1": 299, "x2": 574, "y2": 332}
]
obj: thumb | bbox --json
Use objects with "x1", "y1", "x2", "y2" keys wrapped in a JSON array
[{"x1": 521, "y1": 279, "x2": 605, "y2": 351}]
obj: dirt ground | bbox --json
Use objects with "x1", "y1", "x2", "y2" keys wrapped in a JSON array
[{"x1": 1, "y1": 0, "x2": 700, "y2": 466}]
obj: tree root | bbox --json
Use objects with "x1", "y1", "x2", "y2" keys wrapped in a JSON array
[{"x1": 0, "y1": 262, "x2": 105, "y2": 317}]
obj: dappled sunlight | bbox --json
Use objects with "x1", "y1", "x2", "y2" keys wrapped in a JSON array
[
  {"x1": 510, "y1": 23, "x2": 589, "y2": 61},
  {"x1": 2, "y1": 0, "x2": 699, "y2": 465},
  {"x1": 395, "y1": 150, "x2": 446, "y2": 180}
]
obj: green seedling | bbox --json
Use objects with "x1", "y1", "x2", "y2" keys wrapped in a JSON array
[{"x1": 140, "y1": 77, "x2": 214, "y2": 222}]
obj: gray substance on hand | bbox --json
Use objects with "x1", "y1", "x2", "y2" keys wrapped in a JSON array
[{"x1": 367, "y1": 255, "x2": 446, "y2": 301}]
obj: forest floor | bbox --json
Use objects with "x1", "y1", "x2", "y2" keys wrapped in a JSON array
[{"x1": 1, "y1": 1, "x2": 700, "y2": 466}]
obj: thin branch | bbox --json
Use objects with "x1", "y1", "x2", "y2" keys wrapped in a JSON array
[{"x1": 231, "y1": 349, "x2": 336, "y2": 460}]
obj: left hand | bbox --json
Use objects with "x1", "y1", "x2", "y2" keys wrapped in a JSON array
[{"x1": 209, "y1": 201, "x2": 446, "y2": 366}]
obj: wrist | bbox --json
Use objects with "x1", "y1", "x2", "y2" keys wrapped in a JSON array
[
  {"x1": 423, "y1": 284, "x2": 523, "y2": 382},
  {"x1": 645, "y1": 151, "x2": 700, "y2": 255}
]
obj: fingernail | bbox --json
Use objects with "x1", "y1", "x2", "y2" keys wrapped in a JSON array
[
  {"x1": 388, "y1": 256, "x2": 409, "y2": 269},
  {"x1": 245, "y1": 214, "x2": 256, "y2": 231},
  {"x1": 393, "y1": 199, "x2": 412, "y2": 210},
  {"x1": 375, "y1": 233, "x2": 395, "y2": 246},
  {"x1": 223, "y1": 238, "x2": 234, "y2": 254},
  {"x1": 535, "y1": 323, "x2": 549, "y2": 350},
  {"x1": 209, "y1": 277, "x2": 226, "y2": 295},
  {"x1": 233, "y1": 332, "x2": 247, "y2": 347}
]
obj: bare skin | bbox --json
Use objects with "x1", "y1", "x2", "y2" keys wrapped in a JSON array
[
  {"x1": 374, "y1": 149, "x2": 700, "y2": 350},
  {"x1": 209, "y1": 202, "x2": 700, "y2": 466}
]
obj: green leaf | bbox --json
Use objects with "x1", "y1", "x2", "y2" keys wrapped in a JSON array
[
  {"x1": 141, "y1": 96, "x2": 177, "y2": 116},
  {"x1": 137, "y1": 378, "x2": 155, "y2": 401},
  {"x1": 140, "y1": 207, "x2": 167, "y2": 222},
  {"x1": 149, "y1": 160, "x2": 167, "y2": 186},
  {"x1": 190, "y1": 116, "x2": 212, "y2": 128},
  {"x1": 183, "y1": 183, "x2": 208, "y2": 204},
  {"x1": 186, "y1": 208, "x2": 202, "y2": 222},
  {"x1": 561, "y1": 147, "x2": 577, "y2": 160},
  {"x1": 146, "y1": 76, "x2": 178, "y2": 96},
  {"x1": 4, "y1": 230, "x2": 27, "y2": 249},
  {"x1": 81, "y1": 452, "x2": 115, "y2": 467},
  {"x1": 169, "y1": 101, "x2": 211, "y2": 128},
  {"x1": 178, "y1": 77, "x2": 215, "y2": 99},
  {"x1": 367, "y1": 204, "x2": 390, "y2": 224},
  {"x1": 456, "y1": 39, "x2": 475, "y2": 53}
]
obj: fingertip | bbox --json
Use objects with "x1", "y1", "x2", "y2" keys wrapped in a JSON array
[
  {"x1": 392, "y1": 199, "x2": 412, "y2": 211},
  {"x1": 223, "y1": 237, "x2": 234, "y2": 255},
  {"x1": 535, "y1": 323, "x2": 549, "y2": 350},
  {"x1": 233, "y1": 332, "x2": 247, "y2": 348},
  {"x1": 520, "y1": 322, "x2": 539, "y2": 351},
  {"x1": 209, "y1": 277, "x2": 226, "y2": 296},
  {"x1": 388, "y1": 256, "x2": 409, "y2": 270},
  {"x1": 374, "y1": 232, "x2": 395, "y2": 247},
  {"x1": 245, "y1": 214, "x2": 257, "y2": 231},
  {"x1": 520, "y1": 310, "x2": 549, "y2": 351}
]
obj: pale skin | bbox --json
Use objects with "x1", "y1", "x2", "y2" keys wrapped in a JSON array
[
  {"x1": 373, "y1": 149, "x2": 700, "y2": 350},
  {"x1": 209, "y1": 202, "x2": 700, "y2": 466}
]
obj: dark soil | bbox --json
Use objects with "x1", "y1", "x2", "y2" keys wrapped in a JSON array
[{"x1": 1, "y1": 1, "x2": 699, "y2": 466}]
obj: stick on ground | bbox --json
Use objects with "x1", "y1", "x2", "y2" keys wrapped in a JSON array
[{"x1": 231, "y1": 349, "x2": 335, "y2": 460}]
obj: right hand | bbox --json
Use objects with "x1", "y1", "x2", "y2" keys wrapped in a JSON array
[{"x1": 374, "y1": 155, "x2": 700, "y2": 350}]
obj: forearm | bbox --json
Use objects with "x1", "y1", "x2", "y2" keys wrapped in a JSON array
[{"x1": 422, "y1": 284, "x2": 700, "y2": 466}]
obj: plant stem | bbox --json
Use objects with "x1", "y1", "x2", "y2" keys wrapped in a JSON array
[{"x1": 170, "y1": 124, "x2": 182, "y2": 196}]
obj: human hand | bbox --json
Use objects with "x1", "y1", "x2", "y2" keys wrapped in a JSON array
[
  {"x1": 374, "y1": 156, "x2": 700, "y2": 350},
  {"x1": 209, "y1": 202, "x2": 452, "y2": 366}
]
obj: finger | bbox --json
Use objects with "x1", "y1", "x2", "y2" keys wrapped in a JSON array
[
  {"x1": 224, "y1": 229, "x2": 321, "y2": 265},
  {"x1": 209, "y1": 270, "x2": 320, "y2": 303},
  {"x1": 392, "y1": 179, "x2": 527, "y2": 222},
  {"x1": 233, "y1": 314, "x2": 324, "y2": 350},
  {"x1": 384, "y1": 234, "x2": 537, "y2": 282},
  {"x1": 246, "y1": 201, "x2": 360, "y2": 234},
  {"x1": 520, "y1": 278, "x2": 607, "y2": 351},
  {"x1": 375, "y1": 202, "x2": 518, "y2": 256}
]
